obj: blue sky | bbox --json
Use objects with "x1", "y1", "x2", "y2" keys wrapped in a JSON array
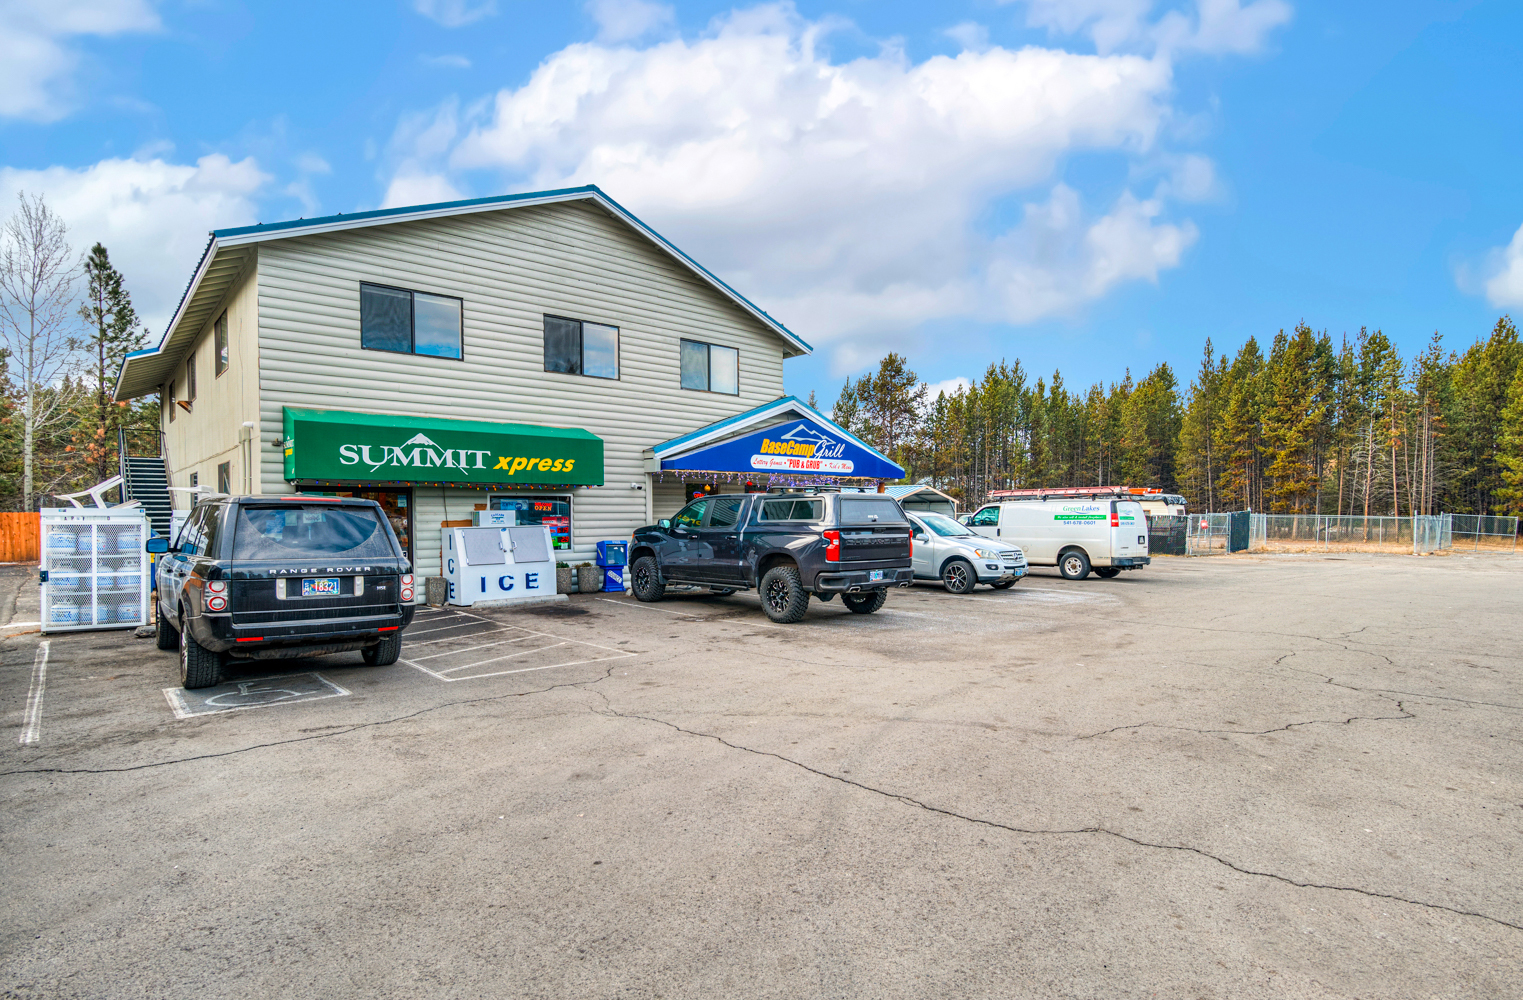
[{"x1": 3, "y1": 0, "x2": 1520, "y2": 406}]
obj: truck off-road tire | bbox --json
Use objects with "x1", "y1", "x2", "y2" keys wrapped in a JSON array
[
  {"x1": 1058, "y1": 549, "x2": 1091, "y2": 581},
  {"x1": 363, "y1": 632, "x2": 402, "y2": 666},
  {"x1": 179, "y1": 614, "x2": 224, "y2": 689},
  {"x1": 1094, "y1": 567, "x2": 1121, "y2": 579},
  {"x1": 760, "y1": 565, "x2": 810, "y2": 623},
  {"x1": 842, "y1": 590, "x2": 887, "y2": 615},
  {"x1": 991, "y1": 580, "x2": 1017, "y2": 590},
  {"x1": 631, "y1": 556, "x2": 665, "y2": 603},
  {"x1": 941, "y1": 558, "x2": 976, "y2": 594},
  {"x1": 156, "y1": 605, "x2": 179, "y2": 650}
]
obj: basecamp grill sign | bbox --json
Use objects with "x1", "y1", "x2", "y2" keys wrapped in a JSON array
[
  {"x1": 283, "y1": 408, "x2": 603, "y2": 486},
  {"x1": 751, "y1": 424, "x2": 853, "y2": 474},
  {"x1": 658, "y1": 415, "x2": 904, "y2": 481}
]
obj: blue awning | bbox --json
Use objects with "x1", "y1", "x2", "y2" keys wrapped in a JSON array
[{"x1": 649, "y1": 397, "x2": 904, "y2": 481}]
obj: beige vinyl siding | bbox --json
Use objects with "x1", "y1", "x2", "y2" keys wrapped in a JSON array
[
  {"x1": 163, "y1": 257, "x2": 261, "y2": 505},
  {"x1": 254, "y1": 199, "x2": 790, "y2": 575}
]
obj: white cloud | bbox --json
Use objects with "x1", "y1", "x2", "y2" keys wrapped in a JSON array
[
  {"x1": 0, "y1": 155, "x2": 269, "y2": 335},
  {"x1": 0, "y1": 0, "x2": 159, "y2": 120},
  {"x1": 421, "y1": 53, "x2": 472, "y2": 69},
  {"x1": 924, "y1": 376, "x2": 974, "y2": 400},
  {"x1": 412, "y1": 0, "x2": 496, "y2": 28},
  {"x1": 402, "y1": 5, "x2": 1198, "y2": 368},
  {"x1": 1481, "y1": 223, "x2": 1523, "y2": 309},
  {"x1": 943, "y1": 22, "x2": 990, "y2": 53},
  {"x1": 587, "y1": 0, "x2": 675, "y2": 43},
  {"x1": 1013, "y1": 0, "x2": 1292, "y2": 56}
]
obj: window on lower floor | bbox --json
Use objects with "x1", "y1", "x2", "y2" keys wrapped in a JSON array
[
  {"x1": 680, "y1": 339, "x2": 739, "y2": 394},
  {"x1": 360, "y1": 282, "x2": 463, "y2": 359},
  {"x1": 543, "y1": 316, "x2": 618, "y2": 379},
  {"x1": 489, "y1": 495, "x2": 573, "y2": 550}
]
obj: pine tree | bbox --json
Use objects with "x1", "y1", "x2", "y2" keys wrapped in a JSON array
[
  {"x1": 1262, "y1": 323, "x2": 1326, "y2": 513},
  {"x1": 75, "y1": 243, "x2": 147, "y2": 485},
  {"x1": 1497, "y1": 358, "x2": 1523, "y2": 516}
]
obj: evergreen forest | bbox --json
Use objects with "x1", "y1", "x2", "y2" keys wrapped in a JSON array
[{"x1": 829, "y1": 317, "x2": 1523, "y2": 517}]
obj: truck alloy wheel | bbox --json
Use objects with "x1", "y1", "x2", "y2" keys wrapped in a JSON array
[
  {"x1": 760, "y1": 565, "x2": 810, "y2": 623},
  {"x1": 941, "y1": 559, "x2": 975, "y2": 594},
  {"x1": 631, "y1": 556, "x2": 665, "y2": 603}
]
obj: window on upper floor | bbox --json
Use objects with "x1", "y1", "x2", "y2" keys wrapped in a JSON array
[
  {"x1": 186, "y1": 350, "x2": 197, "y2": 401},
  {"x1": 360, "y1": 282, "x2": 463, "y2": 360},
  {"x1": 680, "y1": 339, "x2": 739, "y2": 395},
  {"x1": 543, "y1": 315, "x2": 619, "y2": 380},
  {"x1": 168, "y1": 380, "x2": 176, "y2": 422},
  {"x1": 215, "y1": 312, "x2": 229, "y2": 377}
]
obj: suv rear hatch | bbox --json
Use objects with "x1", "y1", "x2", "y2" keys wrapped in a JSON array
[
  {"x1": 836, "y1": 497, "x2": 911, "y2": 565},
  {"x1": 229, "y1": 502, "x2": 403, "y2": 626}
]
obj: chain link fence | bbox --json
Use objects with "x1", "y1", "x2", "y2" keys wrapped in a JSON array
[{"x1": 1179, "y1": 512, "x2": 1518, "y2": 556}]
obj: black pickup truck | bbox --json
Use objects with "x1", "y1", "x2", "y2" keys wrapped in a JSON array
[
  {"x1": 628, "y1": 491, "x2": 914, "y2": 623},
  {"x1": 153, "y1": 495, "x2": 416, "y2": 689}
]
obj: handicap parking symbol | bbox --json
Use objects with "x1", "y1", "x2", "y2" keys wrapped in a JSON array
[{"x1": 164, "y1": 671, "x2": 351, "y2": 719}]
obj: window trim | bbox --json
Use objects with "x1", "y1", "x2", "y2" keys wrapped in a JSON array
[
  {"x1": 679, "y1": 338, "x2": 740, "y2": 395},
  {"x1": 542, "y1": 314, "x2": 620, "y2": 381},
  {"x1": 214, "y1": 312, "x2": 229, "y2": 378},
  {"x1": 359, "y1": 281, "x2": 464, "y2": 361}
]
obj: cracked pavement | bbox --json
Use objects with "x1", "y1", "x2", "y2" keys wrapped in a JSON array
[{"x1": 1, "y1": 555, "x2": 1520, "y2": 998}]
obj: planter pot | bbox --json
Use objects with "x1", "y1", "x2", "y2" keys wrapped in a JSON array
[
  {"x1": 556, "y1": 567, "x2": 573, "y2": 593},
  {"x1": 577, "y1": 569, "x2": 604, "y2": 594}
]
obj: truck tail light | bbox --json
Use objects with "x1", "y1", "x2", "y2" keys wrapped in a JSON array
[
  {"x1": 1110, "y1": 512, "x2": 1119, "y2": 527},
  {"x1": 907, "y1": 533, "x2": 913, "y2": 557},
  {"x1": 822, "y1": 530, "x2": 840, "y2": 562}
]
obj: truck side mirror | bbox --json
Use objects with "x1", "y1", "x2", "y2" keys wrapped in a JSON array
[
  {"x1": 657, "y1": 518, "x2": 672, "y2": 529},
  {"x1": 145, "y1": 537, "x2": 169, "y2": 554}
]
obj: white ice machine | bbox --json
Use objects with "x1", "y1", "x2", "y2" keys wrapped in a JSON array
[{"x1": 443, "y1": 524, "x2": 557, "y2": 606}]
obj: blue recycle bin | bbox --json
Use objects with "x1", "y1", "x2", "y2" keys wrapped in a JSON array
[
  {"x1": 602, "y1": 566, "x2": 625, "y2": 592},
  {"x1": 596, "y1": 540, "x2": 627, "y2": 567}
]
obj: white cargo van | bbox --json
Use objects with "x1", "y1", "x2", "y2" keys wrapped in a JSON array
[{"x1": 965, "y1": 499, "x2": 1150, "y2": 580}]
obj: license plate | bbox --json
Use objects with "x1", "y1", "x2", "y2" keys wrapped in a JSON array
[
  {"x1": 869, "y1": 570, "x2": 884, "y2": 581},
  {"x1": 302, "y1": 578, "x2": 340, "y2": 597}
]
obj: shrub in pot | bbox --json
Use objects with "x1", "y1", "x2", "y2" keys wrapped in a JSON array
[{"x1": 577, "y1": 562, "x2": 603, "y2": 593}]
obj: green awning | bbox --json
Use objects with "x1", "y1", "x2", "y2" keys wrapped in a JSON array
[{"x1": 283, "y1": 408, "x2": 604, "y2": 486}]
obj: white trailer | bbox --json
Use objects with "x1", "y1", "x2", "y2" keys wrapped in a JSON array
[{"x1": 965, "y1": 499, "x2": 1150, "y2": 580}]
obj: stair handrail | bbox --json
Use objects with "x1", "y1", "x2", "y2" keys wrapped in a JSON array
[{"x1": 117, "y1": 426, "x2": 130, "y2": 503}]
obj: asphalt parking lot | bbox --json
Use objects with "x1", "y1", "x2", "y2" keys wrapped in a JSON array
[{"x1": 2, "y1": 556, "x2": 1521, "y2": 999}]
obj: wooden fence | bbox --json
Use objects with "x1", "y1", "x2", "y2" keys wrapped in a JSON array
[{"x1": 0, "y1": 512, "x2": 40, "y2": 562}]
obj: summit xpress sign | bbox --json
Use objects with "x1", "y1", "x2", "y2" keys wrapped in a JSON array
[{"x1": 283, "y1": 408, "x2": 604, "y2": 486}]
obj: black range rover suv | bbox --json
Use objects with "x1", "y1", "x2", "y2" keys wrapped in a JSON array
[{"x1": 154, "y1": 496, "x2": 416, "y2": 688}]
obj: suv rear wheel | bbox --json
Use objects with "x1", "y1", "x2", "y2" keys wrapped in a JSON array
[
  {"x1": 179, "y1": 612, "x2": 224, "y2": 689},
  {"x1": 631, "y1": 556, "x2": 665, "y2": 602},
  {"x1": 760, "y1": 565, "x2": 810, "y2": 623},
  {"x1": 1058, "y1": 549, "x2": 1091, "y2": 581},
  {"x1": 842, "y1": 590, "x2": 887, "y2": 615},
  {"x1": 364, "y1": 632, "x2": 402, "y2": 666}
]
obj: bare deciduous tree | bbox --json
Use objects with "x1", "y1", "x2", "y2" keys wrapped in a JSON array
[{"x1": 0, "y1": 193, "x2": 81, "y2": 510}]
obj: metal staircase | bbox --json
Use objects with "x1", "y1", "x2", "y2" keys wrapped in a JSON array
[{"x1": 119, "y1": 430, "x2": 173, "y2": 540}]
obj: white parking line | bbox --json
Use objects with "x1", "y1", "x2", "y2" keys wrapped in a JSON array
[
  {"x1": 409, "y1": 635, "x2": 534, "y2": 661},
  {"x1": 402, "y1": 653, "x2": 634, "y2": 683},
  {"x1": 597, "y1": 598, "x2": 703, "y2": 619},
  {"x1": 437, "y1": 641, "x2": 567, "y2": 674},
  {"x1": 19, "y1": 640, "x2": 49, "y2": 745},
  {"x1": 406, "y1": 619, "x2": 490, "y2": 637},
  {"x1": 407, "y1": 625, "x2": 515, "y2": 646}
]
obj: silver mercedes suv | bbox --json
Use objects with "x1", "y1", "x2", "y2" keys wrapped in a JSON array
[{"x1": 906, "y1": 511, "x2": 1027, "y2": 594}]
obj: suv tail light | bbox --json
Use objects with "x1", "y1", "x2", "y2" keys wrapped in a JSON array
[
  {"x1": 822, "y1": 530, "x2": 840, "y2": 562},
  {"x1": 204, "y1": 578, "x2": 228, "y2": 612},
  {"x1": 400, "y1": 574, "x2": 414, "y2": 603}
]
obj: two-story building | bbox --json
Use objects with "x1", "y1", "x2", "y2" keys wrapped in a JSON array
[{"x1": 113, "y1": 185, "x2": 903, "y2": 579}]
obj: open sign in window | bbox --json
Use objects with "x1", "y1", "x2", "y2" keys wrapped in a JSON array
[{"x1": 489, "y1": 495, "x2": 572, "y2": 550}]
